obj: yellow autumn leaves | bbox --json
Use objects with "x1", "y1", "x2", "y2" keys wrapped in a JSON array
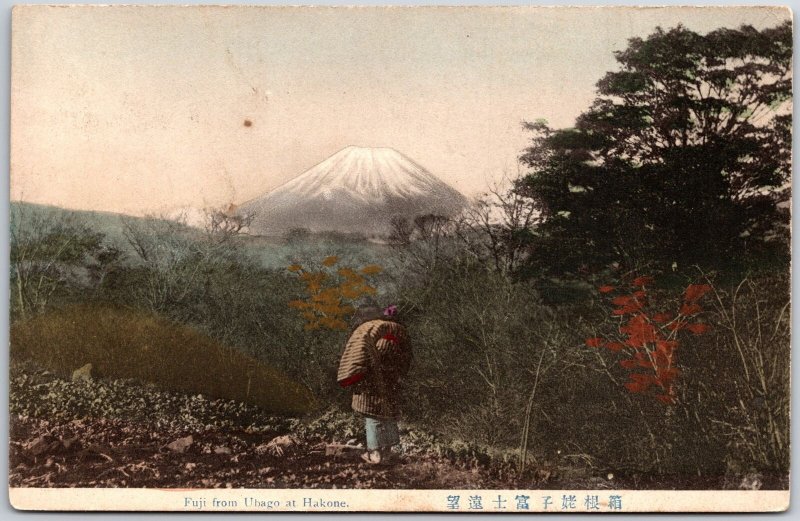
[{"x1": 287, "y1": 256, "x2": 383, "y2": 331}]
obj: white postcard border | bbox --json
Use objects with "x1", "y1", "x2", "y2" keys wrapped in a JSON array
[{"x1": 8, "y1": 488, "x2": 791, "y2": 513}]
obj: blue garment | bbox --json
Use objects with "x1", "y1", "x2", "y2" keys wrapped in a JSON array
[{"x1": 365, "y1": 416, "x2": 400, "y2": 450}]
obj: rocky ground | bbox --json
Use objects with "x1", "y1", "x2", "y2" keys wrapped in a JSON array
[
  {"x1": 9, "y1": 361, "x2": 519, "y2": 489},
  {"x1": 9, "y1": 361, "x2": 785, "y2": 490},
  {"x1": 11, "y1": 414, "x2": 490, "y2": 489}
]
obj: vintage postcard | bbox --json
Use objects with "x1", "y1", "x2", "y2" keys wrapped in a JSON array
[{"x1": 8, "y1": 5, "x2": 791, "y2": 512}]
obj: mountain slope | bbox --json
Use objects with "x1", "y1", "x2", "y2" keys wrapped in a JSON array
[{"x1": 241, "y1": 147, "x2": 468, "y2": 235}]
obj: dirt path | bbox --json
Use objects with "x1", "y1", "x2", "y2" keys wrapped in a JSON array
[
  {"x1": 10, "y1": 362, "x2": 515, "y2": 489},
  {"x1": 10, "y1": 415, "x2": 496, "y2": 489},
  {"x1": 10, "y1": 363, "x2": 785, "y2": 491}
]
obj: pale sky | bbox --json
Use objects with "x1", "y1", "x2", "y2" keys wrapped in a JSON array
[{"x1": 10, "y1": 6, "x2": 791, "y2": 216}]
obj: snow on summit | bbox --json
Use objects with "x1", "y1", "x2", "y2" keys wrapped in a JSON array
[
  {"x1": 241, "y1": 146, "x2": 467, "y2": 236},
  {"x1": 270, "y1": 147, "x2": 445, "y2": 201}
]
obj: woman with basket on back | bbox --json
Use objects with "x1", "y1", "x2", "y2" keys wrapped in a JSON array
[{"x1": 337, "y1": 302, "x2": 412, "y2": 464}]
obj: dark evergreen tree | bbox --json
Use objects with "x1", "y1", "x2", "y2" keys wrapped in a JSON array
[{"x1": 518, "y1": 22, "x2": 791, "y2": 276}]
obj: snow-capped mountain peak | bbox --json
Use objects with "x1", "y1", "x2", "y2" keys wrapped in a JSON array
[
  {"x1": 269, "y1": 146, "x2": 445, "y2": 202},
  {"x1": 241, "y1": 146, "x2": 467, "y2": 235}
]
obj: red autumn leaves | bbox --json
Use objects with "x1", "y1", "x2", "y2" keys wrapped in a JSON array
[{"x1": 586, "y1": 277, "x2": 712, "y2": 405}]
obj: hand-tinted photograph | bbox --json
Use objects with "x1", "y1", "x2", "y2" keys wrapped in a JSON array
[{"x1": 8, "y1": 5, "x2": 791, "y2": 512}]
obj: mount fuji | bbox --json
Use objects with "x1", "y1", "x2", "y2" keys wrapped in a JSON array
[{"x1": 240, "y1": 146, "x2": 468, "y2": 236}]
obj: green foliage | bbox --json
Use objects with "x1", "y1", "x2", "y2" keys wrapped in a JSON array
[
  {"x1": 6, "y1": 201, "x2": 790, "y2": 481},
  {"x1": 10, "y1": 202, "x2": 122, "y2": 319},
  {"x1": 391, "y1": 240, "x2": 789, "y2": 478},
  {"x1": 10, "y1": 304, "x2": 316, "y2": 415},
  {"x1": 396, "y1": 258, "x2": 580, "y2": 448},
  {"x1": 518, "y1": 22, "x2": 791, "y2": 276},
  {"x1": 677, "y1": 273, "x2": 790, "y2": 474}
]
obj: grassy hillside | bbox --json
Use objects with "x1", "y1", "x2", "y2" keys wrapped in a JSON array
[
  {"x1": 10, "y1": 304, "x2": 317, "y2": 415},
  {"x1": 11, "y1": 200, "x2": 391, "y2": 271},
  {"x1": 10, "y1": 201, "x2": 147, "y2": 253}
]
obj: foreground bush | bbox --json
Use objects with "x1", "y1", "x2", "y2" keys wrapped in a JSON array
[
  {"x1": 391, "y1": 250, "x2": 789, "y2": 483},
  {"x1": 10, "y1": 305, "x2": 316, "y2": 415}
]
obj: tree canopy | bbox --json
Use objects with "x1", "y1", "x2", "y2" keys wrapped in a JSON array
[{"x1": 518, "y1": 22, "x2": 791, "y2": 277}]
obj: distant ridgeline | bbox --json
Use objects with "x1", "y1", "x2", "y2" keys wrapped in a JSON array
[{"x1": 239, "y1": 147, "x2": 468, "y2": 236}]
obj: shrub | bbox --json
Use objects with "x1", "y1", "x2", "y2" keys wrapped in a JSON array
[
  {"x1": 10, "y1": 203, "x2": 121, "y2": 319},
  {"x1": 287, "y1": 256, "x2": 383, "y2": 331},
  {"x1": 585, "y1": 276, "x2": 712, "y2": 405},
  {"x1": 575, "y1": 272, "x2": 790, "y2": 479},
  {"x1": 678, "y1": 274, "x2": 790, "y2": 476},
  {"x1": 10, "y1": 304, "x2": 316, "y2": 415},
  {"x1": 396, "y1": 260, "x2": 582, "y2": 453}
]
